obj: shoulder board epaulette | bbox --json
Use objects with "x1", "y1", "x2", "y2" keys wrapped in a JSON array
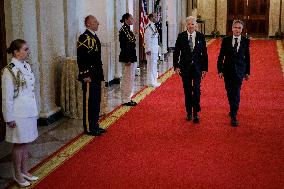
[
  {"x1": 1, "y1": 63, "x2": 15, "y2": 75},
  {"x1": 7, "y1": 63, "x2": 15, "y2": 69}
]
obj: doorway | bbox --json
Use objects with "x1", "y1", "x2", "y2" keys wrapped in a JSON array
[
  {"x1": 0, "y1": 0, "x2": 7, "y2": 142},
  {"x1": 227, "y1": 0, "x2": 270, "y2": 37}
]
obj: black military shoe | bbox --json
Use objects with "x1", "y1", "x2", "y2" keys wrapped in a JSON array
[
  {"x1": 88, "y1": 130, "x2": 102, "y2": 136},
  {"x1": 122, "y1": 101, "x2": 137, "y2": 106},
  {"x1": 129, "y1": 101, "x2": 137, "y2": 106},
  {"x1": 99, "y1": 128, "x2": 106, "y2": 133}
]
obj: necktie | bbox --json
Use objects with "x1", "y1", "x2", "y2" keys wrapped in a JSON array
[
  {"x1": 234, "y1": 37, "x2": 238, "y2": 52},
  {"x1": 189, "y1": 34, "x2": 193, "y2": 52}
]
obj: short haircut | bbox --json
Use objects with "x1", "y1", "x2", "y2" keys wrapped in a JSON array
[
  {"x1": 232, "y1": 20, "x2": 244, "y2": 27},
  {"x1": 186, "y1": 16, "x2": 197, "y2": 24},
  {"x1": 84, "y1": 15, "x2": 93, "y2": 26}
]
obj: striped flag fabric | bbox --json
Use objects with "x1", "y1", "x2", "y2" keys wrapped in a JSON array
[{"x1": 140, "y1": 0, "x2": 148, "y2": 38}]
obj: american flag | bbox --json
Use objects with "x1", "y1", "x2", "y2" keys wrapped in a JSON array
[{"x1": 140, "y1": 0, "x2": 148, "y2": 38}]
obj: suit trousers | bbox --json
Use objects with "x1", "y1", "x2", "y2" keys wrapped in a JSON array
[
  {"x1": 82, "y1": 81, "x2": 101, "y2": 133},
  {"x1": 146, "y1": 53, "x2": 159, "y2": 86},
  {"x1": 181, "y1": 68, "x2": 201, "y2": 115},
  {"x1": 224, "y1": 76, "x2": 243, "y2": 117},
  {"x1": 121, "y1": 62, "x2": 137, "y2": 103}
]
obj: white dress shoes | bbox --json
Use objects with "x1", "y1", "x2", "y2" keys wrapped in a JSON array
[
  {"x1": 22, "y1": 173, "x2": 39, "y2": 181},
  {"x1": 147, "y1": 83, "x2": 161, "y2": 88},
  {"x1": 14, "y1": 177, "x2": 31, "y2": 187}
]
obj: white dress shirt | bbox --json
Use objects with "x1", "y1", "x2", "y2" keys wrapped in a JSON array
[{"x1": 87, "y1": 28, "x2": 97, "y2": 36}]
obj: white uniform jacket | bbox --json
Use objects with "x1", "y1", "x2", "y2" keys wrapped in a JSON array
[
  {"x1": 1, "y1": 58, "x2": 38, "y2": 122},
  {"x1": 145, "y1": 21, "x2": 159, "y2": 54}
]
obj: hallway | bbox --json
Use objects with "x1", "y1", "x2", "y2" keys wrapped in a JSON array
[{"x1": 2, "y1": 39, "x2": 284, "y2": 188}]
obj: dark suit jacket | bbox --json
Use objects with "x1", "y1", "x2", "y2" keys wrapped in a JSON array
[
  {"x1": 77, "y1": 29, "x2": 104, "y2": 82},
  {"x1": 119, "y1": 24, "x2": 137, "y2": 63},
  {"x1": 173, "y1": 31, "x2": 208, "y2": 77},
  {"x1": 217, "y1": 36, "x2": 250, "y2": 79}
]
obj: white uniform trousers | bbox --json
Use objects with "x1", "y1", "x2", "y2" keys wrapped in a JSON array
[
  {"x1": 121, "y1": 62, "x2": 137, "y2": 103},
  {"x1": 146, "y1": 53, "x2": 159, "y2": 86}
]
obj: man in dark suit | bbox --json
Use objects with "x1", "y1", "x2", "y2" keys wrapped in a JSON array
[
  {"x1": 77, "y1": 15, "x2": 106, "y2": 136},
  {"x1": 173, "y1": 16, "x2": 208, "y2": 124},
  {"x1": 217, "y1": 20, "x2": 250, "y2": 127}
]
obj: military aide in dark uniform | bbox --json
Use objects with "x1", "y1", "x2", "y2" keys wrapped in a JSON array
[
  {"x1": 217, "y1": 20, "x2": 250, "y2": 127},
  {"x1": 174, "y1": 16, "x2": 208, "y2": 124},
  {"x1": 119, "y1": 13, "x2": 138, "y2": 106},
  {"x1": 77, "y1": 15, "x2": 106, "y2": 136}
]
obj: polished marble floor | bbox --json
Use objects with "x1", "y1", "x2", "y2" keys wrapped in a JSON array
[{"x1": 0, "y1": 54, "x2": 173, "y2": 189}]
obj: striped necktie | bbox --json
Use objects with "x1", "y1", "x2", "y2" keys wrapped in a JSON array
[
  {"x1": 234, "y1": 37, "x2": 238, "y2": 52},
  {"x1": 189, "y1": 34, "x2": 193, "y2": 52}
]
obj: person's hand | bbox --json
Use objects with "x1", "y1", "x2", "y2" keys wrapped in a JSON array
[
  {"x1": 245, "y1": 74, "x2": 250, "y2": 81},
  {"x1": 83, "y1": 77, "x2": 91, "y2": 83},
  {"x1": 146, "y1": 51, "x2": 151, "y2": 56},
  {"x1": 125, "y1": 62, "x2": 131, "y2": 66},
  {"x1": 175, "y1": 68, "x2": 181, "y2": 76},
  {"x1": 7, "y1": 121, "x2": 16, "y2": 128},
  {"x1": 218, "y1": 73, "x2": 223, "y2": 79},
  {"x1": 201, "y1": 71, "x2": 207, "y2": 79}
]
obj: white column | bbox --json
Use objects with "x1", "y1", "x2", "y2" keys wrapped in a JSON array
[
  {"x1": 4, "y1": 0, "x2": 41, "y2": 115},
  {"x1": 36, "y1": 0, "x2": 65, "y2": 118},
  {"x1": 180, "y1": 0, "x2": 187, "y2": 31},
  {"x1": 269, "y1": 0, "x2": 284, "y2": 36},
  {"x1": 133, "y1": 0, "x2": 140, "y2": 64},
  {"x1": 166, "y1": 0, "x2": 178, "y2": 48},
  {"x1": 114, "y1": 0, "x2": 127, "y2": 79},
  {"x1": 77, "y1": 0, "x2": 116, "y2": 83},
  {"x1": 187, "y1": 0, "x2": 192, "y2": 16},
  {"x1": 161, "y1": 0, "x2": 168, "y2": 54},
  {"x1": 217, "y1": 0, "x2": 227, "y2": 35},
  {"x1": 64, "y1": 0, "x2": 78, "y2": 57}
]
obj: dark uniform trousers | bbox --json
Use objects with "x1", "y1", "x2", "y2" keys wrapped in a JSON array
[{"x1": 82, "y1": 81, "x2": 101, "y2": 133}]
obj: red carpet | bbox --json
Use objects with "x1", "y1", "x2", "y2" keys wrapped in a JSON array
[{"x1": 33, "y1": 40, "x2": 284, "y2": 189}]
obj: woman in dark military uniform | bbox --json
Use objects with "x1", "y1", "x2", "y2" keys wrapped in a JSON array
[{"x1": 119, "y1": 13, "x2": 137, "y2": 106}]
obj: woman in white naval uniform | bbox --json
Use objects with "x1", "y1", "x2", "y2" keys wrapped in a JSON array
[
  {"x1": 1, "y1": 39, "x2": 39, "y2": 187},
  {"x1": 145, "y1": 13, "x2": 161, "y2": 87}
]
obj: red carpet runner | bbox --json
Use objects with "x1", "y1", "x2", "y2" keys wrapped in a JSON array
[{"x1": 34, "y1": 40, "x2": 284, "y2": 189}]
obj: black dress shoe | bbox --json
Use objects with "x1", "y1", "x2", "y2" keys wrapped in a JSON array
[
  {"x1": 88, "y1": 130, "x2": 101, "y2": 136},
  {"x1": 193, "y1": 115, "x2": 200, "y2": 124},
  {"x1": 99, "y1": 128, "x2": 106, "y2": 133},
  {"x1": 130, "y1": 100, "x2": 137, "y2": 106},
  {"x1": 231, "y1": 117, "x2": 239, "y2": 127},
  {"x1": 122, "y1": 101, "x2": 137, "y2": 106},
  {"x1": 186, "y1": 114, "x2": 192, "y2": 121}
]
